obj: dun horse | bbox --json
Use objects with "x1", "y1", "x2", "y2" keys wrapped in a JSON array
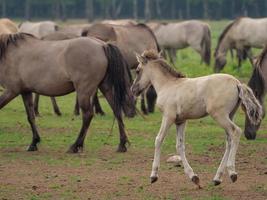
[
  {"x1": 82, "y1": 23, "x2": 160, "y2": 114},
  {"x1": 215, "y1": 17, "x2": 267, "y2": 72},
  {"x1": 131, "y1": 50, "x2": 262, "y2": 186},
  {"x1": 0, "y1": 33, "x2": 135, "y2": 153},
  {"x1": 244, "y1": 48, "x2": 267, "y2": 140},
  {"x1": 147, "y1": 20, "x2": 211, "y2": 66}
]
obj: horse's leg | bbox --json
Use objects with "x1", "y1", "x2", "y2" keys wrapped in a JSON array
[
  {"x1": 176, "y1": 121, "x2": 200, "y2": 186},
  {"x1": 73, "y1": 94, "x2": 80, "y2": 116},
  {"x1": 21, "y1": 92, "x2": 41, "y2": 151},
  {"x1": 141, "y1": 93, "x2": 148, "y2": 115},
  {"x1": 93, "y1": 92, "x2": 105, "y2": 116},
  {"x1": 33, "y1": 93, "x2": 40, "y2": 116},
  {"x1": 212, "y1": 113, "x2": 242, "y2": 183},
  {"x1": 146, "y1": 86, "x2": 157, "y2": 113},
  {"x1": 0, "y1": 90, "x2": 18, "y2": 109},
  {"x1": 68, "y1": 93, "x2": 94, "y2": 153},
  {"x1": 150, "y1": 116, "x2": 173, "y2": 183},
  {"x1": 213, "y1": 105, "x2": 239, "y2": 185},
  {"x1": 50, "y1": 97, "x2": 62, "y2": 116},
  {"x1": 99, "y1": 84, "x2": 129, "y2": 152},
  {"x1": 213, "y1": 133, "x2": 231, "y2": 185}
]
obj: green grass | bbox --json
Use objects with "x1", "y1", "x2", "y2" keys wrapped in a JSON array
[{"x1": 0, "y1": 20, "x2": 266, "y2": 200}]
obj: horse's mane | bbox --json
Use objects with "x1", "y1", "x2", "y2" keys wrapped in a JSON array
[
  {"x1": 0, "y1": 33, "x2": 34, "y2": 60},
  {"x1": 142, "y1": 50, "x2": 185, "y2": 78},
  {"x1": 137, "y1": 23, "x2": 161, "y2": 52},
  {"x1": 215, "y1": 17, "x2": 243, "y2": 56}
]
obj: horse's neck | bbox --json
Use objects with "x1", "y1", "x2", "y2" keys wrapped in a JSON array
[
  {"x1": 150, "y1": 68, "x2": 175, "y2": 94},
  {"x1": 218, "y1": 40, "x2": 230, "y2": 56}
]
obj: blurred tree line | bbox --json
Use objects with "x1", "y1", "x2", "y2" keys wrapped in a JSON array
[{"x1": 1, "y1": 0, "x2": 267, "y2": 21}]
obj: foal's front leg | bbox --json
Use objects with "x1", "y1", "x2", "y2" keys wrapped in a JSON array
[
  {"x1": 176, "y1": 121, "x2": 200, "y2": 186},
  {"x1": 150, "y1": 116, "x2": 173, "y2": 183}
]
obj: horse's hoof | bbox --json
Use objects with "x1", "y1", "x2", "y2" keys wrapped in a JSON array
[
  {"x1": 230, "y1": 173, "x2": 237, "y2": 183},
  {"x1": 55, "y1": 111, "x2": 62, "y2": 116},
  {"x1": 150, "y1": 176, "x2": 158, "y2": 184},
  {"x1": 67, "y1": 145, "x2": 82, "y2": 153},
  {"x1": 213, "y1": 179, "x2": 221, "y2": 186},
  {"x1": 27, "y1": 145, "x2": 38, "y2": 151},
  {"x1": 117, "y1": 145, "x2": 127, "y2": 153},
  {"x1": 191, "y1": 175, "x2": 200, "y2": 185}
]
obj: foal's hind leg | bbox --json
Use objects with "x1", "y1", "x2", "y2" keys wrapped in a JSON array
[
  {"x1": 68, "y1": 93, "x2": 94, "y2": 153},
  {"x1": 176, "y1": 121, "x2": 200, "y2": 187},
  {"x1": 22, "y1": 92, "x2": 41, "y2": 151},
  {"x1": 212, "y1": 113, "x2": 242, "y2": 184}
]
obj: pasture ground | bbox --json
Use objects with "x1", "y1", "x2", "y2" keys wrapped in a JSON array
[{"x1": 0, "y1": 20, "x2": 266, "y2": 200}]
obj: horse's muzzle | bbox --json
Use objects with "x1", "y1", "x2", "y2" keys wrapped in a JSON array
[{"x1": 131, "y1": 84, "x2": 142, "y2": 97}]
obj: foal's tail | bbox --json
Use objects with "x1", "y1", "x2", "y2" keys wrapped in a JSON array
[
  {"x1": 238, "y1": 84, "x2": 263, "y2": 125},
  {"x1": 201, "y1": 25, "x2": 211, "y2": 65}
]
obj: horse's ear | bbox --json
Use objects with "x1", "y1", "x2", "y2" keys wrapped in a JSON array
[{"x1": 135, "y1": 52, "x2": 147, "y2": 64}]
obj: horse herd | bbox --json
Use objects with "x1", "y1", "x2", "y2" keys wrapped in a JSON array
[{"x1": 0, "y1": 17, "x2": 266, "y2": 187}]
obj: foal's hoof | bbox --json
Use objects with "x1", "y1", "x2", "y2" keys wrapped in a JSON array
[
  {"x1": 213, "y1": 179, "x2": 222, "y2": 186},
  {"x1": 55, "y1": 111, "x2": 62, "y2": 116},
  {"x1": 191, "y1": 175, "x2": 200, "y2": 185},
  {"x1": 117, "y1": 145, "x2": 127, "y2": 153},
  {"x1": 67, "y1": 145, "x2": 83, "y2": 153},
  {"x1": 27, "y1": 145, "x2": 38, "y2": 151},
  {"x1": 230, "y1": 173, "x2": 238, "y2": 183},
  {"x1": 150, "y1": 176, "x2": 158, "y2": 184}
]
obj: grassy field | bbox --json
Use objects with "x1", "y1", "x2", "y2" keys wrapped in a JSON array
[{"x1": 0, "y1": 20, "x2": 266, "y2": 200}]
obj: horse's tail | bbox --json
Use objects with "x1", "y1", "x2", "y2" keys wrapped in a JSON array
[
  {"x1": 238, "y1": 83, "x2": 263, "y2": 125},
  {"x1": 201, "y1": 24, "x2": 211, "y2": 65},
  {"x1": 102, "y1": 43, "x2": 132, "y2": 116}
]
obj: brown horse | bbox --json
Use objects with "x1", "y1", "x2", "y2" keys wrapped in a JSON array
[
  {"x1": 82, "y1": 23, "x2": 159, "y2": 114},
  {"x1": 0, "y1": 33, "x2": 135, "y2": 153},
  {"x1": 244, "y1": 49, "x2": 267, "y2": 140},
  {"x1": 34, "y1": 32, "x2": 109, "y2": 116}
]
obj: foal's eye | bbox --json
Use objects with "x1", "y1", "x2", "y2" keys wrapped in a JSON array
[{"x1": 136, "y1": 69, "x2": 140, "y2": 75}]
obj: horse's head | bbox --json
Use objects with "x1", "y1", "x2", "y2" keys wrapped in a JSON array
[
  {"x1": 244, "y1": 115, "x2": 263, "y2": 140},
  {"x1": 131, "y1": 51, "x2": 158, "y2": 97},
  {"x1": 214, "y1": 53, "x2": 227, "y2": 73}
]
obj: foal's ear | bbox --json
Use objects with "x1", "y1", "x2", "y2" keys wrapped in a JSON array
[{"x1": 135, "y1": 53, "x2": 147, "y2": 64}]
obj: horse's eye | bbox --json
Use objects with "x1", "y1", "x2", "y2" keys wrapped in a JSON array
[{"x1": 136, "y1": 69, "x2": 140, "y2": 75}]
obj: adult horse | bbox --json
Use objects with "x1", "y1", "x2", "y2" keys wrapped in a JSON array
[
  {"x1": 131, "y1": 50, "x2": 262, "y2": 186},
  {"x1": 214, "y1": 17, "x2": 267, "y2": 72},
  {"x1": 101, "y1": 19, "x2": 137, "y2": 26},
  {"x1": 19, "y1": 21, "x2": 58, "y2": 38},
  {"x1": 0, "y1": 18, "x2": 18, "y2": 34},
  {"x1": 34, "y1": 32, "x2": 106, "y2": 116},
  {"x1": 0, "y1": 33, "x2": 135, "y2": 153},
  {"x1": 81, "y1": 23, "x2": 159, "y2": 114},
  {"x1": 147, "y1": 20, "x2": 211, "y2": 66},
  {"x1": 244, "y1": 49, "x2": 267, "y2": 140}
]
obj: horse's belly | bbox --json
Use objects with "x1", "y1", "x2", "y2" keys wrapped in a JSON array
[{"x1": 33, "y1": 81, "x2": 75, "y2": 97}]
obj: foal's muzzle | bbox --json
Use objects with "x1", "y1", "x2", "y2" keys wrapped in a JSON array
[{"x1": 131, "y1": 84, "x2": 142, "y2": 97}]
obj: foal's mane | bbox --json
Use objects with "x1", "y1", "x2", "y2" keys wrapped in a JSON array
[
  {"x1": 0, "y1": 33, "x2": 34, "y2": 60},
  {"x1": 142, "y1": 50, "x2": 185, "y2": 78},
  {"x1": 214, "y1": 17, "x2": 242, "y2": 56}
]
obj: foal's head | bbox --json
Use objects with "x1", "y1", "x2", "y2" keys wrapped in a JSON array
[{"x1": 131, "y1": 50, "x2": 184, "y2": 96}]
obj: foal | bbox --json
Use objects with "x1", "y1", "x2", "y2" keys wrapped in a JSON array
[{"x1": 131, "y1": 50, "x2": 262, "y2": 186}]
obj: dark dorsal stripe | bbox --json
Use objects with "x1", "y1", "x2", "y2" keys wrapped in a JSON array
[
  {"x1": 0, "y1": 33, "x2": 34, "y2": 61},
  {"x1": 214, "y1": 17, "x2": 243, "y2": 56}
]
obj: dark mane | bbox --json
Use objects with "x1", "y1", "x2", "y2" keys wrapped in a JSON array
[
  {"x1": 142, "y1": 50, "x2": 185, "y2": 78},
  {"x1": 215, "y1": 17, "x2": 242, "y2": 56},
  {"x1": 0, "y1": 33, "x2": 34, "y2": 60}
]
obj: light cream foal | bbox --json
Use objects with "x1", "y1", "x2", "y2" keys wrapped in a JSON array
[{"x1": 131, "y1": 50, "x2": 263, "y2": 187}]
